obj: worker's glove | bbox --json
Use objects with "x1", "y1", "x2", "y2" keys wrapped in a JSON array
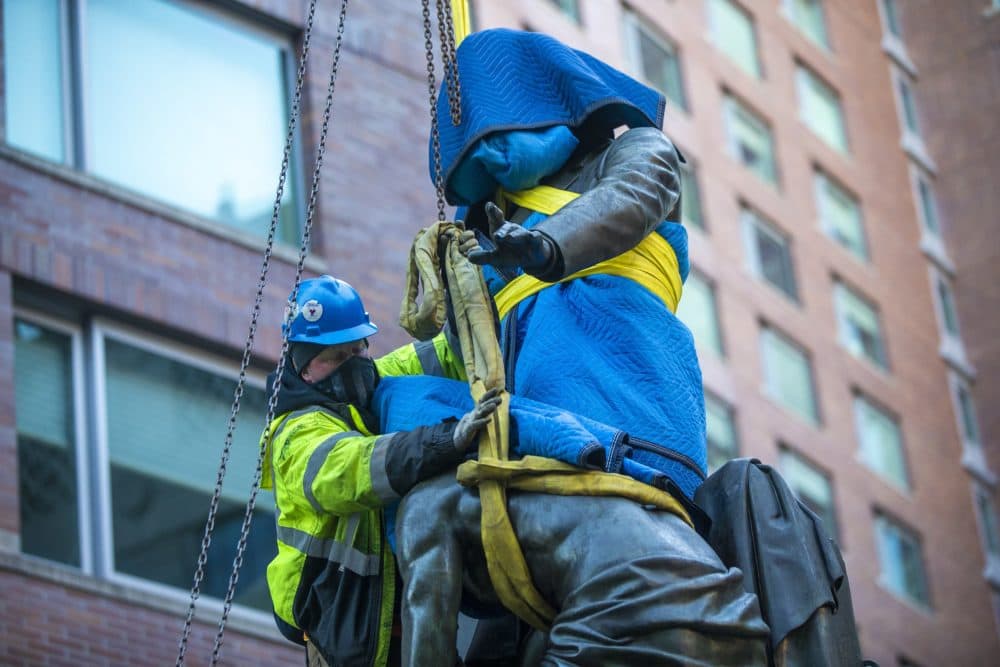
[
  {"x1": 463, "y1": 202, "x2": 559, "y2": 278},
  {"x1": 453, "y1": 388, "x2": 502, "y2": 452}
]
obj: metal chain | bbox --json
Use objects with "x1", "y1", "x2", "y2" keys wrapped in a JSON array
[
  {"x1": 423, "y1": 0, "x2": 448, "y2": 219},
  {"x1": 175, "y1": 0, "x2": 320, "y2": 663},
  {"x1": 435, "y1": 0, "x2": 462, "y2": 126},
  {"x1": 209, "y1": 0, "x2": 351, "y2": 664}
]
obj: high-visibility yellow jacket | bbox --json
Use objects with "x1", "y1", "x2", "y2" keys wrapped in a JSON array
[{"x1": 261, "y1": 332, "x2": 464, "y2": 666}]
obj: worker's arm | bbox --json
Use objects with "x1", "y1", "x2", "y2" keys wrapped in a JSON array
[
  {"x1": 466, "y1": 127, "x2": 682, "y2": 281},
  {"x1": 375, "y1": 330, "x2": 466, "y2": 381},
  {"x1": 274, "y1": 391, "x2": 498, "y2": 515}
]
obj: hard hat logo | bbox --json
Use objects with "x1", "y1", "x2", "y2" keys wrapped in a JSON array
[{"x1": 302, "y1": 299, "x2": 324, "y2": 322}]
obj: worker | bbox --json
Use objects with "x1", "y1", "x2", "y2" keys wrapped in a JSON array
[{"x1": 260, "y1": 275, "x2": 500, "y2": 667}]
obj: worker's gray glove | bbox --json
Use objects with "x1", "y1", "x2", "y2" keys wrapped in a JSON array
[
  {"x1": 453, "y1": 388, "x2": 502, "y2": 452},
  {"x1": 462, "y1": 203, "x2": 560, "y2": 278}
]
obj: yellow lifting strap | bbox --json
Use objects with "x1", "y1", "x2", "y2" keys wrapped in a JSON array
[
  {"x1": 493, "y1": 186, "x2": 683, "y2": 320},
  {"x1": 450, "y1": 0, "x2": 471, "y2": 46}
]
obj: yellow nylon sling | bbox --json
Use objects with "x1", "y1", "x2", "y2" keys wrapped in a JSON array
[
  {"x1": 493, "y1": 185, "x2": 684, "y2": 318},
  {"x1": 400, "y1": 220, "x2": 691, "y2": 631}
]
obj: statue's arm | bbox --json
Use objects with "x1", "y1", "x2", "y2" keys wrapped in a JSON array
[{"x1": 533, "y1": 127, "x2": 682, "y2": 280}]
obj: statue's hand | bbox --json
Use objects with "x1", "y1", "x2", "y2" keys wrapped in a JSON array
[{"x1": 464, "y1": 202, "x2": 556, "y2": 276}]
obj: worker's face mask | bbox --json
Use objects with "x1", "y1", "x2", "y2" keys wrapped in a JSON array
[{"x1": 315, "y1": 355, "x2": 379, "y2": 408}]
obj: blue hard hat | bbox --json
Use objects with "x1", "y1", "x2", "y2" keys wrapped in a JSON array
[{"x1": 284, "y1": 276, "x2": 378, "y2": 346}]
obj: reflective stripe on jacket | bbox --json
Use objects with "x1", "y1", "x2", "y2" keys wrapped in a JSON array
[{"x1": 263, "y1": 331, "x2": 463, "y2": 666}]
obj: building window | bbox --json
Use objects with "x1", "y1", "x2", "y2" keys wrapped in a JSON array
[
  {"x1": 950, "y1": 373, "x2": 982, "y2": 451},
  {"x1": 744, "y1": 209, "x2": 798, "y2": 300},
  {"x1": 14, "y1": 316, "x2": 85, "y2": 568},
  {"x1": 816, "y1": 170, "x2": 867, "y2": 260},
  {"x1": 974, "y1": 486, "x2": 1000, "y2": 560},
  {"x1": 880, "y1": 0, "x2": 903, "y2": 39},
  {"x1": 874, "y1": 512, "x2": 931, "y2": 607},
  {"x1": 854, "y1": 394, "x2": 909, "y2": 489},
  {"x1": 933, "y1": 272, "x2": 961, "y2": 338},
  {"x1": 913, "y1": 170, "x2": 942, "y2": 237},
  {"x1": 708, "y1": 0, "x2": 761, "y2": 77},
  {"x1": 761, "y1": 326, "x2": 819, "y2": 424},
  {"x1": 680, "y1": 159, "x2": 705, "y2": 229},
  {"x1": 724, "y1": 96, "x2": 778, "y2": 184},
  {"x1": 624, "y1": 12, "x2": 687, "y2": 110},
  {"x1": 784, "y1": 0, "x2": 830, "y2": 49},
  {"x1": 1, "y1": 0, "x2": 301, "y2": 244},
  {"x1": 677, "y1": 271, "x2": 724, "y2": 357},
  {"x1": 796, "y1": 64, "x2": 848, "y2": 153},
  {"x1": 705, "y1": 393, "x2": 739, "y2": 473},
  {"x1": 13, "y1": 309, "x2": 276, "y2": 615},
  {"x1": 896, "y1": 74, "x2": 922, "y2": 137},
  {"x1": 779, "y1": 446, "x2": 839, "y2": 540},
  {"x1": 834, "y1": 281, "x2": 888, "y2": 369},
  {"x1": 548, "y1": 0, "x2": 581, "y2": 23}
]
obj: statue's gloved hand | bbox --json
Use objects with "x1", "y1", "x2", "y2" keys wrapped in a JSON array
[
  {"x1": 464, "y1": 202, "x2": 559, "y2": 278},
  {"x1": 453, "y1": 388, "x2": 502, "y2": 452}
]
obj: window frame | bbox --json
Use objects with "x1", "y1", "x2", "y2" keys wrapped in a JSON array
[
  {"x1": 2, "y1": 0, "x2": 305, "y2": 243},
  {"x1": 927, "y1": 266, "x2": 972, "y2": 373},
  {"x1": 795, "y1": 62, "x2": 849, "y2": 153},
  {"x1": 723, "y1": 94, "x2": 778, "y2": 185},
  {"x1": 743, "y1": 207, "x2": 798, "y2": 301},
  {"x1": 705, "y1": 391, "x2": 739, "y2": 473},
  {"x1": 760, "y1": 324, "x2": 821, "y2": 425},
  {"x1": 908, "y1": 164, "x2": 952, "y2": 269},
  {"x1": 814, "y1": 168, "x2": 868, "y2": 260},
  {"x1": 782, "y1": 0, "x2": 831, "y2": 50},
  {"x1": 778, "y1": 444, "x2": 840, "y2": 542},
  {"x1": 707, "y1": 0, "x2": 762, "y2": 78},
  {"x1": 873, "y1": 510, "x2": 932, "y2": 609},
  {"x1": 833, "y1": 279, "x2": 889, "y2": 370},
  {"x1": 623, "y1": 9, "x2": 688, "y2": 111},
  {"x1": 12, "y1": 306, "x2": 94, "y2": 574},
  {"x1": 853, "y1": 391, "x2": 910, "y2": 492}
]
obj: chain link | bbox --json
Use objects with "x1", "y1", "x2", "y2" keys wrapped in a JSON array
[
  {"x1": 435, "y1": 0, "x2": 462, "y2": 126},
  {"x1": 209, "y1": 0, "x2": 351, "y2": 664},
  {"x1": 424, "y1": 0, "x2": 448, "y2": 219},
  {"x1": 175, "y1": 0, "x2": 320, "y2": 664}
]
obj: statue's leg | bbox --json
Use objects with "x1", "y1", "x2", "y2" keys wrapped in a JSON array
[
  {"x1": 395, "y1": 476, "x2": 464, "y2": 667},
  {"x1": 541, "y1": 510, "x2": 770, "y2": 667}
]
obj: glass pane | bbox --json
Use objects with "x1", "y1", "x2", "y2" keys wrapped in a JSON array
[
  {"x1": 14, "y1": 319, "x2": 80, "y2": 566},
  {"x1": 881, "y1": 0, "x2": 902, "y2": 38},
  {"x1": 636, "y1": 26, "x2": 686, "y2": 109},
  {"x1": 917, "y1": 177, "x2": 941, "y2": 235},
  {"x1": 780, "y1": 449, "x2": 837, "y2": 537},
  {"x1": 705, "y1": 394, "x2": 737, "y2": 472},
  {"x1": 549, "y1": 0, "x2": 581, "y2": 23},
  {"x1": 2, "y1": 0, "x2": 66, "y2": 162},
  {"x1": 728, "y1": 99, "x2": 776, "y2": 183},
  {"x1": 936, "y1": 277, "x2": 960, "y2": 336},
  {"x1": 976, "y1": 491, "x2": 1000, "y2": 557},
  {"x1": 103, "y1": 337, "x2": 275, "y2": 610},
  {"x1": 855, "y1": 396, "x2": 908, "y2": 488},
  {"x1": 876, "y1": 516, "x2": 929, "y2": 605},
  {"x1": 837, "y1": 284, "x2": 886, "y2": 367},
  {"x1": 956, "y1": 385, "x2": 981, "y2": 446},
  {"x1": 763, "y1": 328, "x2": 818, "y2": 422},
  {"x1": 898, "y1": 78, "x2": 921, "y2": 135},
  {"x1": 799, "y1": 67, "x2": 847, "y2": 152},
  {"x1": 750, "y1": 218, "x2": 797, "y2": 299},
  {"x1": 789, "y1": 0, "x2": 829, "y2": 48},
  {"x1": 817, "y1": 173, "x2": 867, "y2": 259},
  {"x1": 680, "y1": 162, "x2": 704, "y2": 228},
  {"x1": 709, "y1": 0, "x2": 760, "y2": 77},
  {"x1": 677, "y1": 273, "x2": 722, "y2": 356},
  {"x1": 85, "y1": 0, "x2": 298, "y2": 243}
]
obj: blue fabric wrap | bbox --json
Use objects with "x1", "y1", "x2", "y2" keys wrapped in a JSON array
[
  {"x1": 432, "y1": 28, "x2": 666, "y2": 205},
  {"x1": 449, "y1": 126, "x2": 580, "y2": 205},
  {"x1": 374, "y1": 369, "x2": 705, "y2": 553}
]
